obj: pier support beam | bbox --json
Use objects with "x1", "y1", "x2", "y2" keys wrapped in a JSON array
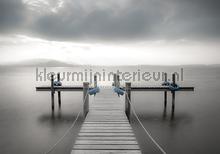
[
  {"x1": 113, "y1": 74, "x2": 120, "y2": 87},
  {"x1": 125, "y1": 82, "x2": 131, "y2": 122},
  {"x1": 94, "y1": 75, "x2": 97, "y2": 88},
  {"x1": 117, "y1": 75, "x2": 120, "y2": 88},
  {"x1": 57, "y1": 73, "x2": 61, "y2": 108},
  {"x1": 164, "y1": 73, "x2": 167, "y2": 108},
  {"x1": 51, "y1": 74, "x2": 55, "y2": 111},
  {"x1": 83, "y1": 82, "x2": 89, "y2": 118},
  {"x1": 113, "y1": 74, "x2": 117, "y2": 87},
  {"x1": 171, "y1": 73, "x2": 176, "y2": 118}
]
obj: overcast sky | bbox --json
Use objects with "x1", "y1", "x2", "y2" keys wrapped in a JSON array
[{"x1": 0, "y1": 0, "x2": 220, "y2": 65}]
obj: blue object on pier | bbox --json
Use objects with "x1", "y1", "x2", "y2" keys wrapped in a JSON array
[
  {"x1": 89, "y1": 87, "x2": 100, "y2": 95},
  {"x1": 162, "y1": 81, "x2": 170, "y2": 86},
  {"x1": 53, "y1": 81, "x2": 62, "y2": 86},
  {"x1": 114, "y1": 87, "x2": 125, "y2": 96},
  {"x1": 169, "y1": 83, "x2": 180, "y2": 91},
  {"x1": 162, "y1": 81, "x2": 180, "y2": 91}
]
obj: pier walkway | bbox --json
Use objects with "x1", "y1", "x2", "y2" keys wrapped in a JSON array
[{"x1": 71, "y1": 88, "x2": 142, "y2": 154}]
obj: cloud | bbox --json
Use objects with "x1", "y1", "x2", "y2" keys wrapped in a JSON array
[
  {"x1": 0, "y1": 0, "x2": 27, "y2": 33},
  {"x1": 0, "y1": 0, "x2": 220, "y2": 42}
]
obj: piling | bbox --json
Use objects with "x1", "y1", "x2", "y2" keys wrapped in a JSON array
[
  {"x1": 51, "y1": 74, "x2": 55, "y2": 111},
  {"x1": 57, "y1": 73, "x2": 61, "y2": 108},
  {"x1": 171, "y1": 73, "x2": 176, "y2": 117},
  {"x1": 117, "y1": 75, "x2": 120, "y2": 88},
  {"x1": 113, "y1": 74, "x2": 117, "y2": 87},
  {"x1": 164, "y1": 73, "x2": 167, "y2": 108},
  {"x1": 94, "y1": 75, "x2": 97, "y2": 88},
  {"x1": 125, "y1": 82, "x2": 131, "y2": 122},
  {"x1": 83, "y1": 82, "x2": 89, "y2": 118}
]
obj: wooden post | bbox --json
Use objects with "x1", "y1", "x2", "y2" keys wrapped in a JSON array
[
  {"x1": 125, "y1": 82, "x2": 131, "y2": 122},
  {"x1": 164, "y1": 73, "x2": 167, "y2": 108},
  {"x1": 113, "y1": 74, "x2": 117, "y2": 87},
  {"x1": 94, "y1": 75, "x2": 97, "y2": 88},
  {"x1": 117, "y1": 75, "x2": 120, "y2": 88},
  {"x1": 57, "y1": 73, "x2": 61, "y2": 108},
  {"x1": 83, "y1": 82, "x2": 89, "y2": 118},
  {"x1": 171, "y1": 73, "x2": 176, "y2": 117},
  {"x1": 51, "y1": 74, "x2": 55, "y2": 111}
]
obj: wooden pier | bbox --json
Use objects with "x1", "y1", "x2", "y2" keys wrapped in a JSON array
[
  {"x1": 71, "y1": 88, "x2": 142, "y2": 154},
  {"x1": 36, "y1": 73, "x2": 194, "y2": 154}
]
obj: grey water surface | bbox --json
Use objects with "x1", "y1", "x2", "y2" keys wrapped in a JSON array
[{"x1": 0, "y1": 66, "x2": 220, "y2": 154}]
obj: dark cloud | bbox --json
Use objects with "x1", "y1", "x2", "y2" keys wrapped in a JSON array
[
  {"x1": 0, "y1": 0, "x2": 220, "y2": 41},
  {"x1": 160, "y1": 0, "x2": 220, "y2": 39},
  {"x1": 0, "y1": 0, "x2": 27, "y2": 33},
  {"x1": 30, "y1": 0, "x2": 166, "y2": 41}
]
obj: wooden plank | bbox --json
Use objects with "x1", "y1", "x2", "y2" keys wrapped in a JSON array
[
  {"x1": 86, "y1": 114, "x2": 126, "y2": 115},
  {"x1": 90, "y1": 105, "x2": 123, "y2": 106},
  {"x1": 86, "y1": 113, "x2": 125, "y2": 115},
  {"x1": 82, "y1": 124, "x2": 130, "y2": 127},
  {"x1": 86, "y1": 114, "x2": 125, "y2": 116},
  {"x1": 73, "y1": 144, "x2": 140, "y2": 150},
  {"x1": 90, "y1": 108, "x2": 124, "y2": 109},
  {"x1": 91, "y1": 102, "x2": 122, "y2": 103},
  {"x1": 77, "y1": 136, "x2": 137, "y2": 140},
  {"x1": 90, "y1": 108, "x2": 124, "y2": 111},
  {"x1": 82, "y1": 123, "x2": 130, "y2": 125},
  {"x1": 84, "y1": 121, "x2": 128, "y2": 123},
  {"x1": 88, "y1": 115, "x2": 127, "y2": 116},
  {"x1": 86, "y1": 115, "x2": 126, "y2": 117},
  {"x1": 88, "y1": 113, "x2": 124, "y2": 116},
  {"x1": 71, "y1": 150, "x2": 142, "y2": 154},
  {"x1": 91, "y1": 103, "x2": 123, "y2": 104},
  {"x1": 87, "y1": 110, "x2": 123, "y2": 114},
  {"x1": 36, "y1": 86, "x2": 83, "y2": 91},
  {"x1": 86, "y1": 117, "x2": 127, "y2": 119},
  {"x1": 86, "y1": 116, "x2": 127, "y2": 118},
  {"x1": 75, "y1": 140, "x2": 138, "y2": 145},
  {"x1": 90, "y1": 109, "x2": 123, "y2": 110},
  {"x1": 90, "y1": 106, "x2": 123, "y2": 107},
  {"x1": 85, "y1": 119, "x2": 128, "y2": 121},
  {"x1": 131, "y1": 86, "x2": 194, "y2": 91},
  {"x1": 80, "y1": 130, "x2": 133, "y2": 133},
  {"x1": 78, "y1": 133, "x2": 135, "y2": 136},
  {"x1": 81, "y1": 127, "x2": 131, "y2": 130},
  {"x1": 84, "y1": 122, "x2": 129, "y2": 124},
  {"x1": 88, "y1": 111, "x2": 124, "y2": 112},
  {"x1": 90, "y1": 104, "x2": 123, "y2": 105},
  {"x1": 86, "y1": 116, "x2": 126, "y2": 117}
]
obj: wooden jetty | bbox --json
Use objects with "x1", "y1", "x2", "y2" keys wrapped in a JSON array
[
  {"x1": 36, "y1": 73, "x2": 194, "y2": 154},
  {"x1": 71, "y1": 88, "x2": 142, "y2": 154}
]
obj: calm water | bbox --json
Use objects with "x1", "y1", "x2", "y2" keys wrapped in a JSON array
[{"x1": 0, "y1": 66, "x2": 220, "y2": 154}]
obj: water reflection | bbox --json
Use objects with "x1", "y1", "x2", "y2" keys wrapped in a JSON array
[
  {"x1": 162, "y1": 106, "x2": 175, "y2": 120},
  {"x1": 171, "y1": 107, "x2": 175, "y2": 120},
  {"x1": 131, "y1": 111, "x2": 193, "y2": 153},
  {"x1": 162, "y1": 108, "x2": 167, "y2": 119},
  {"x1": 38, "y1": 110, "x2": 81, "y2": 126},
  {"x1": 50, "y1": 109, "x2": 63, "y2": 120}
]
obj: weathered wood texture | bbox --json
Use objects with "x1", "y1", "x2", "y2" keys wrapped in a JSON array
[
  {"x1": 36, "y1": 86, "x2": 83, "y2": 91},
  {"x1": 71, "y1": 88, "x2": 142, "y2": 154},
  {"x1": 131, "y1": 86, "x2": 194, "y2": 91}
]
